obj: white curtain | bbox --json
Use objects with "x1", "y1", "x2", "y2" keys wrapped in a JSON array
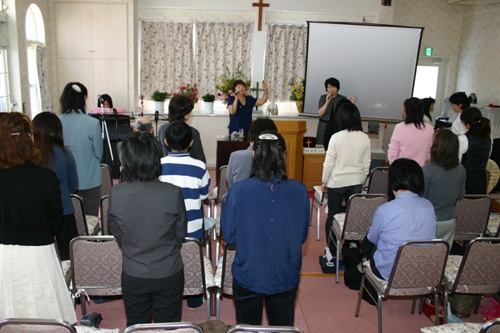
[
  {"x1": 36, "y1": 45, "x2": 51, "y2": 112},
  {"x1": 140, "y1": 21, "x2": 194, "y2": 99},
  {"x1": 265, "y1": 24, "x2": 307, "y2": 102},
  {"x1": 194, "y1": 22, "x2": 253, "y2": 97}
]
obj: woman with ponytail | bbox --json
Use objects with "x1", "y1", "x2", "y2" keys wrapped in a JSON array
[{"x1": 460, "y1": 107, "x2": 491, "y2": 194}]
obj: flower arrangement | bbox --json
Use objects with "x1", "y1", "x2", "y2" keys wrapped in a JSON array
[
  {"x1": 151, "y1": 90, "x2": 171, "y2": 101},
  {"x1": 173, "y1": 84, "x2": 198, "y2": 103},
  {"x1": 215, "y1": 64, "x2": 252, "y2": 103},
  {"x1": 287, "y1": 78, "x2": 305, "y2": 102},
  {"x1": 202, "y1": 93, "x2": 216, "y2": 102}
]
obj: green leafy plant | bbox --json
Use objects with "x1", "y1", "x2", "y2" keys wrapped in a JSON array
[
  {"x1": 287, "y1": 78, "x2": 305, "y2": 102},
  {"x1": 202, "y1": 93, "x2": 216, "y2": 102},
  {"x1": 151, "y1": 90, "x2": 171, "y2": 101},
  {"x1": 215, "y1": 63, "x2": 252, "y2": 103}
]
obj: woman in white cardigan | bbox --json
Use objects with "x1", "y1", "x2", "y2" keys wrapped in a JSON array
[{"x1": 321, "y1": 101, "x2": 371, "y2": 244}]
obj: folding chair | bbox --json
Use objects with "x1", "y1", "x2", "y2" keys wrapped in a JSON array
[
  {"x1": 226, "y1": 325, "x2": 303, "y2": 333},
  {"x1": 443, "y1": 237, "x2": 500, "y2": 322},
  {"x1": 214, "y1": 245, "x2": 236, "y2": 320},
  {"x1": 124, "y1": 322, "x2": 204, "y2": 333},
  {"x1": 70, "y1": 236, "x2": 122, "y2": 314},
  {"x1": 480, "y1": 318, "x2": 500, "y2": 333},
  {"x1": 329, "y1": 193, "x2": 388, "y2": 283},
  {"x1": 0, "y1": 318, "x2": 77, "y2": 333},
  {"x1": 309, "y1": 185, "x2": 327, "y2": 241},
  {"x1": 181, "y1": 238, "x2": 215, "y2": 321},
  {"x1": 99, "y1": 195, "x2": 110, "y2": 235},
  {"x1": 71, "y1": 194, "x2": 100, "y2": 236},
  {"x1": 100, "y1": 163, "x2": 114, "y2": 198},
  {"x1": 454, "y1": 195, "x2": 491, "y2": 241},
  {"x1": 355, "y1": 240, "x2": 449, "y2": 333},
  {"x1": 366, "y1": 167, "x2": 389, "y2": 195},
  {"x1": 212, "y1": 165, "x2": 229, "y2": 219}
]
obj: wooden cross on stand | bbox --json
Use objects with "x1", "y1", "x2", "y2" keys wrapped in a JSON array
[{"x1": 252, "y1": 0, "x2": 270, "y2": 31}]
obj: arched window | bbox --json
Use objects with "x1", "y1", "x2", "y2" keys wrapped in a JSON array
[{"x1": 25, "y1": 4, "x2": 46, "y2": 117}]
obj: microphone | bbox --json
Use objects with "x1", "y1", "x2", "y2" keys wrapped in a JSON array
[{"x1": 154, "y1": 111, "x2": 159, "y2": 123}]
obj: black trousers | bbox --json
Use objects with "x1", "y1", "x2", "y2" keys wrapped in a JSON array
[
  {"x1": 56, "y1": 213, "x2": 78, "y2": 261},
  {"x1": 325, "y1": 184, "x2": 362, "y2": 246},
  {"x1": 122, "y1": 270, "x2": 184, "y2": 327},
  {"x1": 233, "y1": 280, "x2": 298, "y2": 326}
]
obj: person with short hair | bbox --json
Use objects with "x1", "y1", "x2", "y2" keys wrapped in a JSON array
[
  {"x1": 97, "y1": 94, "x2": 113, "y2": 108},
  {"x1": 449, "y1": 92, "x2": 470, "y2": 135},
  {"x1": 32, "y1": 111, "x2": 79, "y2": 260},
  {"x1": 0, "y1": 112, "x2": 77, "y2": 323},
  {"x1": 387, "y1": 97, "x2": 434, "y2": 166},
  {"x1": 221, "y1": 130, "x2": 310, "y2": 326},
  {"x1": 108, "y1": 132, "x2": 187, "y2": 327},
  {"x1": 362, "y1": 158, "x2": 437, "y2": 280},
  {"x1": 157, "y1": 95, "x2": 206, "y2": 163},
  {"x1": 227, "y1": 79, "x2": 269, "y2": 139},
  {"x1": 59, "y1": 82, "x2": 103, "y2": 216},
  {"x1": 423, "y1": 130, "x2": 466, "y2": 248},
  {"x1": 133, "y1": 116, "x2": 154, "y2": 134},
  {"x1": 226, "y1": 117, "x2": 277, "y2": 188},
  {"x1": 322, "y1": 101, "x2": 371, "y2": 243}
]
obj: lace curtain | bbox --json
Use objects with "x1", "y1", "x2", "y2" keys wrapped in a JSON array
[
  {"x1": 140, "y1": 21, "x2": 194, "y2": 99},
  {"x1": 264, "y1": 24, "x2": 307, "y2": 102},
  {"x1": 36, "y1": 45, "x2": 51, "y2": 112},
  {"x1": 194, "y1": 22, "x2": 253, "y2": 97}
]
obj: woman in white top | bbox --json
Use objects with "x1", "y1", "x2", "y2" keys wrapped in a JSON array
[{"x1": 321, "y1": 101, "x2": 371, "y2": 242}]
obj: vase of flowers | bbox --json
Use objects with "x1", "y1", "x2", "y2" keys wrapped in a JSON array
[
  {"x1": 287, "y1": 78, "x2": 305, "y2": 113},
  {"x1": 173, "y1": 84, "x2": 199, "y2": 104},
  {"x1": 202, "y1": 93, "x2": 216, "y2": 114},
  {"x1": 151, "y1": 90, "x2": 171, "y2": 113},
  {"x1": 216, "y1": 63, "x2": 252, "y2": 104}
]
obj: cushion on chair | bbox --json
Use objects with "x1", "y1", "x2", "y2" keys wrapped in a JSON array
[
  {"x1": 75, "y1": 327, "x2": 120, "y2": 333},
  {"x1": 313, "y1": 185, "x2": 327, "y2": 206},
  {"x1": 420, "y1": 322, "x2": 482, "y2": 333},
  {"x1": 61, "y1": 260, "x2": 71, "y2": 287},
  {"x1": 488, "y1": 214, "x2": 500, "y2": 236},
  {"x1": 443, "y1": 255, "x2": 463, "y2": 286},
  {"x1": 86, "y1": 215, "x2": 100, "y2": 235},
  {"x1": 487, "y1": 159, "x2": 500, "y2": 194}
]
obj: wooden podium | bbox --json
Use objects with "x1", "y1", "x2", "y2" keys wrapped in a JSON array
[{"x1": 274, "y1": 120, "x2": 307, "y2": 181}]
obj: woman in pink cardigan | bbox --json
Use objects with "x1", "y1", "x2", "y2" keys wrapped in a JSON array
[{"x1": 388, "y1": 97, "x2": 434, "y2": 166}]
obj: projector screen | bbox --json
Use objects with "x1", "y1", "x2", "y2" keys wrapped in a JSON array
[{"x1": 304, "y1": 22, "x2": 423, "y2": 121}]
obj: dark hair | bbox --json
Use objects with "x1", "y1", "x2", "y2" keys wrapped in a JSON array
[
  {"x1": 389, "y1": 158, "x2": 425, "y2": 196},
  {"x1": 460, "y1": 107, "x2": 491, "y2": 139},
  {"x1": 430, "y1": 130, "x2": 459, "y2": 170},
  {"x1": 60, "y1": 82, "x2": 88, "y2": 114},
  {"x1": 449, "y1": 92, "x2": 470, "y2": 110},
  {"x1": 0, "y1": 112, "x2": 41, "y2": 169},
  {"x1": 168, "y1": 95, "x2": 194, "y2": 122},
  {"x1": 422, "y1": 97, "x2": 435, "y2": 122},
  {"x1": 248, "y1": 117, "x2": 277, "y2": 143},
  {"x1": 121, "y1": 132, "x2": 162, "y2": 182},
  {"x1": 336, "y1": 101, "x2": 363, "y2": 131},
  {"x1": 324, "y1": 77, "x2": 340, "y2": 91},
  {"x1": 250, "y1": 130, "x2": 288, "y2": 182},
  {"x1": 165, "y1": 121, "x2": 192, "y2": 151},
  {"x1": 32, "y1": 112, "x2": 69, "y2": 168},
  {"x1": 403, "y1": 97, "x2": 425, "y2": 129},
  {"x1": 97, "y1": 94, "x2": 113, "y2": 108},
  {"x1": 231, "y1": 80, "x2": 246, "y2": 94}
]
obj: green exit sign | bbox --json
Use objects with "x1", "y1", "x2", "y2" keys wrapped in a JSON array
[{"x1": 424, "y1": 47, "x2": 433, "y2": 56}]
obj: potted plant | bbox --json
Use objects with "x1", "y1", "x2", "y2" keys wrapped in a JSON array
[
  {"x1": 151, "y1": 90, "x2": 171, "y2": 113},
  {"x1": 215, "y1": 63, "x2": 252, "y2": 104},
  {"x1": 202, "y1": 93, "x2": 216, "y2": 114},
  {"x1": 287, "y1": 78, "x2": 305, "y2": 112}
]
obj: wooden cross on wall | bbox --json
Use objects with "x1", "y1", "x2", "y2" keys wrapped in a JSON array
[{"x1": 252, "y1": 0, "x2": 269, "y2": 31}]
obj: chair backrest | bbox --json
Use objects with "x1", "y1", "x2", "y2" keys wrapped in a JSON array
[
  {"x1": 71, "y1": 194, "x2": 89, "y2": 236},
  {"x1": 480, "y1": 318, "x2": 500, "y2": 333},
  {"x1": 450, "y1": 237, "x2": 500, "y2": 295},
  {"x1": 220, "y1": 245, "x2": 236, "y2": 296},
  {"x1": 70, "y1": 236, "x2": 122, "y2": 297},
  {"x1": 100, "y1": 195, "x2": 110, "y2": 235},
  {"x1": 455, "y1": 195, "x2": 491, "y2": 241},
  {"x1": 182, "y1": 237, "x2": 208, "y2": 296},
  {"x1": 101, "y1": 163, "x2": 114, "y2": 197},
  {"x1": 124, "y1": 322, "x2": 204, "y2": 333},
  {"x1": 226, "y1": 325, "x2": 303, "y2": 333},
  {"x1": 342, "y1": 193, "x2": 388, "y2": 241},
  {"x1": 217, "y1": 165, "x2": 229, "y2": 204},
  {"x1": 385, "y1": 240, "x2": 449, "y2": 297},
  {"x1": 0, "y1": 318, "x2": 77, "y2": 333},
  {"x1": 367, "y1": 167, "x2": 389, "y2": 195}
]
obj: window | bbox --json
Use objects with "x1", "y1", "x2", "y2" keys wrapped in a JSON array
[
  {"x1": 0, "y1": 48, "x2": 9, "y2": 112},
  {"x1": 25, "y1": 4, "x2": 45, "y2": 117}
]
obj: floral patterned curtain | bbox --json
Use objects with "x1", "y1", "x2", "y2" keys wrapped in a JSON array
[
  {"x1": 36, "y1": 45, "x2": 51, "y2": 112},
  {"x1": 140, "y1": 21, "x2": 194, "y2": 99},
  {"x1": 195, "y1": 22, "x2": 253, "y2": 97},
  {"x1": 264, "y1": 24, "x2": 307, "y2": 102}
]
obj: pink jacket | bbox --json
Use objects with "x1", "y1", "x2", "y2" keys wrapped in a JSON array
[{"x1": 388, "y1": 123, "x2": 434, "y2": 166}]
